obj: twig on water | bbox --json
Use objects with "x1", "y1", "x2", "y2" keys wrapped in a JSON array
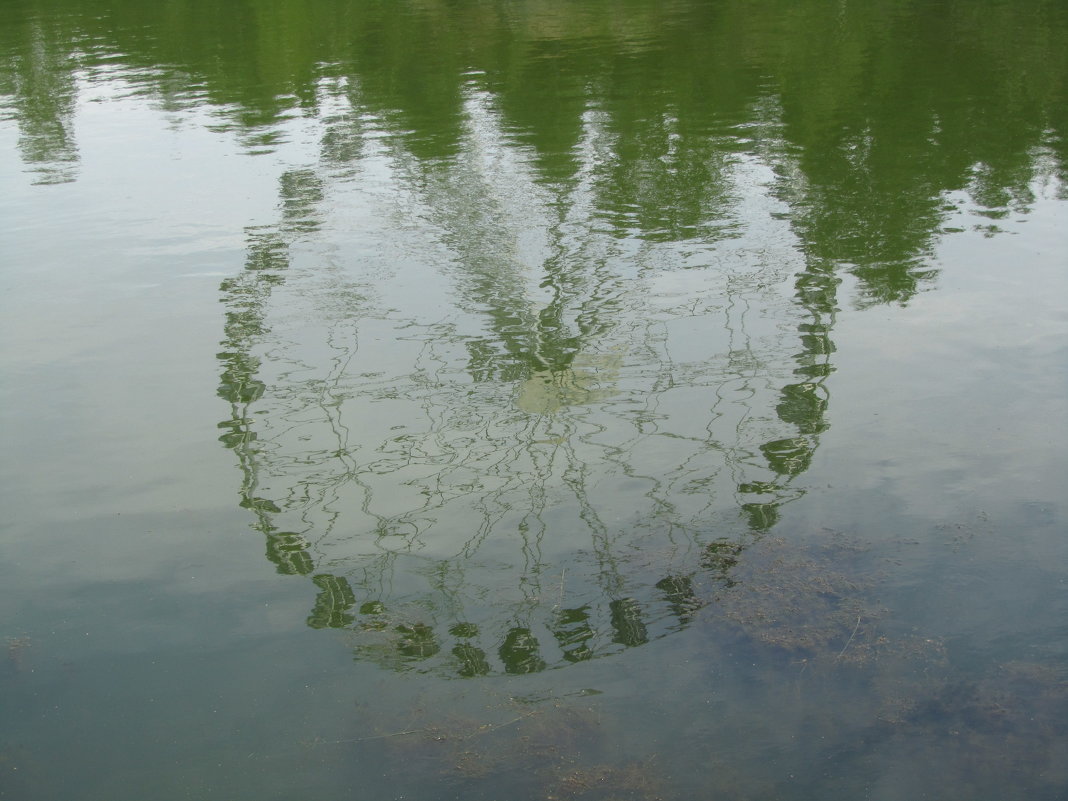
[
  {"x1": 466, "y1": 709, "x2": 541, "y2": 738},
  {"x1": 324, "y1": 728, "x2": 428, "y2": 745},
  {"x1": 553, "y1": 567, "x2": 567, "y2": 610},
  {"x1": 837, "y1": 615, "x2": 862, "y2": 660}
]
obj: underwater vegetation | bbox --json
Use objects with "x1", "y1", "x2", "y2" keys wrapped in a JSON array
[
  {"x1": 301, "y1": 646, "x2": 1067, "y2": 800},
  {"x1": 336, "y1": 530, "x2": 911, "y2": 679},
  {"x1": 290, "y1": 529, "x2": 1068, "y2": 799}
]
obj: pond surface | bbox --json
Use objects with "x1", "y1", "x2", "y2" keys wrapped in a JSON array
[{"x1": 1, "y1": 0, "x2": 1067, "y2": 798}]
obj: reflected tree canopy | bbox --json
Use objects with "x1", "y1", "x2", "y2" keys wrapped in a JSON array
[{"x1": 4, "y1": 0, "x2": 1065, "y2": 676}]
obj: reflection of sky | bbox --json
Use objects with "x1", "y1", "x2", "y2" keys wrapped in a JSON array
[
  {"x1": 0, "y1": 78, "x2": 292, "y2": 525},
  {"x1": 827, "y1": 187, "x2": 1068, "y2": 519}
]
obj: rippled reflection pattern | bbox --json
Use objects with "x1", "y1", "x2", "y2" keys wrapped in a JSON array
[{"x1": 3, "y1": 0, "x2": 1065, "y2": 683}]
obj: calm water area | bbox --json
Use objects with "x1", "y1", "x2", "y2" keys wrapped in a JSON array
[{"x1": 2, "y1": 0, "x2": 1067, "y2": 798}]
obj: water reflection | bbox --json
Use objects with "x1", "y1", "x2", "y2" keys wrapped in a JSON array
[
  {"x1": 160, "y1": 0, "x2": 1065, "y2": 678},
  {"x1": 211, "y1": 124, "x2": 796, "y2": 677},
  {"x1": 3, "y1": 0, "x2": 1065, "y2": 684},
  {"x1": 211, "y1": 88, "x2": 825, "y2": 676},
  {"x1": 0, "y1": 6, "x2": 79, "y2": 183},
  {"x1": 3, "y1": 3, "x2": 1067, "y2": 799}
]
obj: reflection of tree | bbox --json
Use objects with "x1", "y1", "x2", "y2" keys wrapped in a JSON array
[
  {"x1": 4, "y1": 0, "x2": 1064, "y2": 188},
  {"x1": 0, "y1": 7, "x2": 79, "y2": 183}
]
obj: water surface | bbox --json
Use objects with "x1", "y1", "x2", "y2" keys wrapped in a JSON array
[{"x1": 2, "y1": 1, "x2": 1067, "y2": 799}]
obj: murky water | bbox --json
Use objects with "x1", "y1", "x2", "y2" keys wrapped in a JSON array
[{"x1": 2, "y1": 0, "x2": 1067, "y2": 798}]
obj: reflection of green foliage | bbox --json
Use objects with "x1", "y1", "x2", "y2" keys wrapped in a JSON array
[
  {"x1": 238, "y1": 495, "x2": 280, "y2": 514},
  {"x1": 0, "y1": 3, "x2": 79, "y2": 182},
  {"x1": 307, "y1": 574, "x2": 356, "y2": 629},
  {"x1": 793, "y1": 270, "x2": 840, "y2": 311},
  {"x1": 794, "y1": 361, "x2": 834, "y2": 379},
  {"x1": 775, "y1": 382, "x2": 829, "y2": 435},
  {"x1": 265, "y1": 531, "x2": 314, "y2": 576},
  {"x1": 3, "y1": 0, "x2": 1063, "y2": 281},
  {"x1": 245, "y1": 230, "x2": 288, "y2": 272},
  {"x1": 608, "y1": 598, "x2": 648, "y2": 648},
  {"x1": 499, "y1": 628, "x2": 547, "y2": 675},
  {"x1": 453, "y1": 643, "x2": 491, "y2": 677},
  {"x1": 216, "y1": 417, "x2": 256, "y2": 449},
  {"x1": 760, "y1": 437, "x2": 814, "y2": 477},
  {"x1": 552, "y1": 607, "x2": 596, "y2": 663},
  {"x1": 655, "y1": 575, "x2": 704, "y2": 624},
  {"x1": 216, "y1": 353, "x2": 265, "y2": 405},
  {"x1": 449, "y1": 622, "x2": 479, "y2": 639},
  {"x1": 737, "y1": 481, "x2": 777, "y2": 495},
  {"x1": 396, "y1": 623, "x2": 440, "y2": 659},
  {"x1": 742, "y1": 502, "x2": 781, "y2": 533},
  {"x1": 700, "y1": 540, "x2": 743, "y2": 585},
  {"x1": 358, "y1": 602, "x2": 389, "y2": 631},
  {"x1": 279, "y1": 169, "x2": 325, "y2": 234}
]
